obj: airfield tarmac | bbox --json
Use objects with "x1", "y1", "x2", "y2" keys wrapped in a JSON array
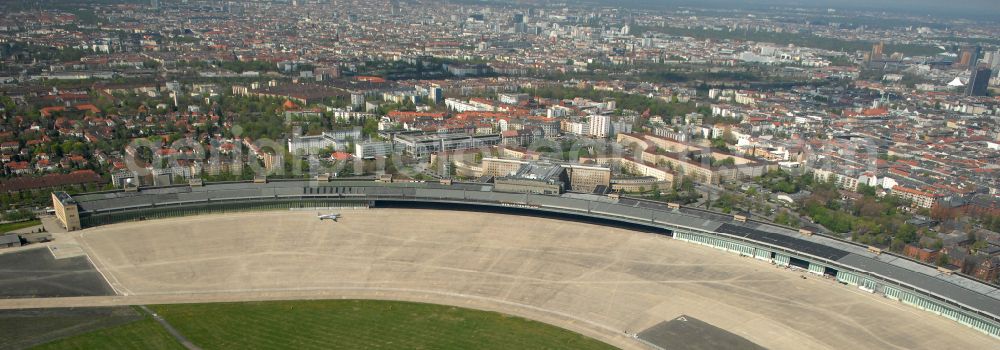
[{"x1": 0, "y1": 209, "x2": 996, "y2": 349}]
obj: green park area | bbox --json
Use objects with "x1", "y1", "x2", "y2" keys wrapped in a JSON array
[{"x1": 0, "y1": 219, "x2": 40, "y2": 234}]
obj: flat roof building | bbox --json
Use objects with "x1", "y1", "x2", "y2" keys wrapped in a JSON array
[
  {"x1": 393, "y1": 131, "x2": 501, "y2": 157},
  {"x1": 494, "y1": 163, "x2": 566, "y2": 195},
  {"x1": 482, "y1": 158, "x2": 527, "y2": 177},
  {"x1": 288, "y1": 130, "x2": 363, "y2": 155},
  {"x1": 354, "y1": 141, "x2": 393, "y2": 159},
  {"x1": 564, "y1": 164, "x2": 611, "y2": 193},
  {"x1": 0, "y1": 234, "x2": 20, "y2": 249},
  {"x1": 483, "y1": 158, "x2": 611, "y2": 193}
]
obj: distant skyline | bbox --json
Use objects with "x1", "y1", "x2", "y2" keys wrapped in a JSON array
[{"x1": 597, "y1": 0, "x2": 1000, "y2": 19}]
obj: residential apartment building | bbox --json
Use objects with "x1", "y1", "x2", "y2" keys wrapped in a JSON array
[{"x1": 892, "y1": 186, "x2": 942, "y2": 209}]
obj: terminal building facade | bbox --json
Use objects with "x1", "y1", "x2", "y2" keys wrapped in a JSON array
[
  {"x1": 482, "y1": 158, "x2": 611, "y2": 194},
  {"x1": 52, "y1": 191, "x2": 81, "y2": 231}
]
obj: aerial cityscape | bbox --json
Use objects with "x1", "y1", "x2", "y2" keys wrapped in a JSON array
[{"x1": 1, "y1": 0, "x2": 999, "y2": 349}]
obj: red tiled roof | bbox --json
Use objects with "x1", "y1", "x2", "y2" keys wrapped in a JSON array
[{"x1": 331, "y1": 152, "x2": 351, "y2": 161}]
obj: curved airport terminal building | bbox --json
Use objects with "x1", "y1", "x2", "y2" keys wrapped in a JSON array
[{"x1": 51, "y1": 177, "x2": 1000, "y2": 344}]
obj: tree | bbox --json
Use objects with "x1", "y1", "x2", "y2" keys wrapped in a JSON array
[
  {"x1": 2, "y1": 208, "x2": 35, "y2": 222},
  {"x1": 857, "y1": 183, "x2": 877, "y2": 197},
  {"x1": 930, "y1": 204, "x2": 961, "y2": 221},
  {"x1": 362, "y1": 118, "x2": 379, "y2": 138},
  {"x1": 931, "y1": 239, "x2": 944, "y2": 250},
  {"x1": 856, "y1": 197, "x2": 885, "y2": 218},
  {"x1": 936, "y1": 253, "x2": 950, "y2": 267},
  {"x1": 774, "y1": 210, "x2": 797, "y2": 227},
  {"x1": 890, "y1": 238, "x2": 905, "y2": 252},
  {"x1": 896, "y1": 224, "x2": 918, "y2": 244},
  {"x1": 971, "y1": 240, "x2": 989, "y2": 254},
  {"x1": 722, "y1": 129, "x2": 736, "y2": 144},
  {"x1": 680, "y1": 177, "x2": 695, "y2": 192},
  {"x1": 0, "y1": 96, "x2": 15, "y2": 113},
  {"x1": 710, "y1": 137, "x2": 730, "y2": 152}
]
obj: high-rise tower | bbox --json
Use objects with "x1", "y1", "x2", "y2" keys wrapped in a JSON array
[{"x1": 966, "y1": 65, "x2": 992, "y2": 97}]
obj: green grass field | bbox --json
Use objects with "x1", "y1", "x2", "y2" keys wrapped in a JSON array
[
  {"x1": 34, "y1": 316, "x2": 182, "y2": 350},
  {"x1": 0, "y1": 306, "x2": 147, "y2": 349},
  {"x1": 33, "y1": 300, "x2": 615, "y2": 350},
  {"x1": 0, "y1": 219, "x2": 40, "y2": 233}
]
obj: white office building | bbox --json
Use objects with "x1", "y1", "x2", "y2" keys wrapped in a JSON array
[
  {"x1": 354, "y1": 141, "x2": 394, "y2": 159},
  {"x1": 588, "y1": 115, "x2": 610, "y2": 138},
  {"x1": 287, "y1": 130, "x2": 362, "y2": 155}
]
